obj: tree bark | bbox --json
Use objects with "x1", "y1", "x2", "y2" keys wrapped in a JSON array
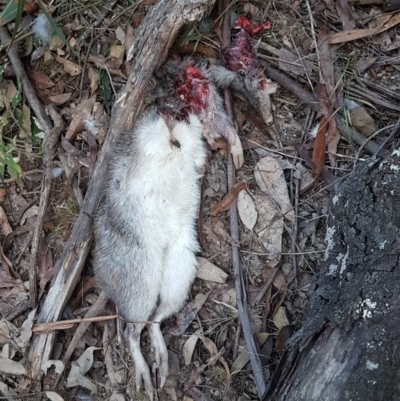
[
  {"x1": 266, "y1": 151, "x2": 400, "y2": 401},
  {"x1": 28, "y1": 0, "x2": 216, "y2": 380}
]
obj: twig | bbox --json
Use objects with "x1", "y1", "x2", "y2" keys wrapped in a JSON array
[
  {"x1": 374, "y1": 117, "x2": 400, "y2": 156},
  {"x1": 221, "y1": 2, "x2": 266, "y2": 398},
  {"x1": 252, "y1": 265, "x2": 281, "y2": 306},
  {"x1": 103, "y1": 311, "x2": 117, "y2": 389},
  {"x1": 291, "y1": 177, "x2": 300, "y2": 283},
  {"x1": 347, "y1": 85, "x2": 400, "y2": 112},
  {"x1": 353, "y1": 123, "x2": 396, "y2": 169},
  {"x1": 79, "y1": 27, "x2": 95, "y2": 100},
  {"x1": 0, "y1": 27, "x2": 52, "y2": 134},
  {"x1": 262, "y1": 63, "x2": 384, "y2": 156},
  {"x1": 29, "y1": 107, "x2": 64, "y2": 308}
]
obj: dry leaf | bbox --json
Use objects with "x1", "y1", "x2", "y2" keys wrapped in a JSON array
[
  {"x1": 211, "y1": 182, "x2": 246, "y2": 215},
  {"x1": 56, "y1": 56, "x2": 82, "y2": 76},
  {"x1": 46, "y1": 392, "x2": 64, "y2": 401},
  {"x1": 65, "y1": 97, "x2": 96, "y2": 141},
  {"x1": 0, "y1": 358, "x2": 27, "y2": 375},
  {"x1": 30, "y1": 71, "x2": 55, "y2": 89},
  {"x1": 110, "y1": 393, "x2": 125, "y2": 401},
  {"x1": 0, "y1": 80, "x2": 16, "y2": 110},
  {"x1": 19, "y1": 308, "x2": 36, "y2": 346},
  {"x1": 88, "y1": 54, "x2": 107, "y2": 69},
  {"x1": 254, "y1": 194, "x2": 283, "y2": 264},
  {"x1": 318, "y1": 26, "x2": 339, "y2": 109},
  {"x1": 196, "y1": 257, "x2": 228, "y2": 283},
  {"x1": 312, "y1": 117, "x2": 328, "y2": 176},
  {"x1": 326, "y1": 117, "x2": 340, "y2": 167},
  {"x1": 115, "y1": 26, "x2": 126, "y2": 44},
  {"x1": 332, "y1": 28, "x2": 376, "y2": 44},
  {"x1": 237, "y1": 191, "x2": 257, "y2": 230},
  {"x1": 20, "y1": 205, "x2": 38, "y2": 226},
  {"x1": 272, "y1": 306, "x2": 289, "y2": 330},
  {"x1": 88, "y1": 67, "x2": 99, "y2": 94},
  {"x1": 125, "y1": 23, "x2": 135, "y2": 54},
  {"x1": 109, "y1": 45, "x2": 125, "y2": 62},
  {"x1": 183, "y1": 329, "x2": 201, "y2": 365},
  {"x1": 169, "y1": 293, "x2": 209, "y2": 336},
  {"x1": 66, "y1": 346, "x2": 100, "y2": 393},
  {"x1": 231, "y1": 333, "x2": 269, "y2": 373},
  {"x1": 43, "y1": 360, "x2": 64, "y2": 375},
  {"x1": 0, "y1": 206, "x2": 12, "y2": 236},
  {"x1": 48, "y1": 93, "x2": 72, "y2": 105},
  {"x1": 19, "y1": 103, "x2": 31, "y2": 139},
  {"x1": 336, "y1": 0, "x2": 355, "y2": 31},
  {"x1": 254, "y1": 157, "x2": 294, "y2": 221}
]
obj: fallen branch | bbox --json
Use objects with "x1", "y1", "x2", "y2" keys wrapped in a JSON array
[
  {"x1": 221, "y1": 2, "x2": 267, "y2": 399},
  {"x1": 27, "y1": 0, "x2": 216, "y2": 380}
]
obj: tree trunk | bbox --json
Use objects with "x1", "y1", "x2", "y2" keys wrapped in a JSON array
[{"x1": 266, "y1": 151, "x2": 400, "y2": 401}]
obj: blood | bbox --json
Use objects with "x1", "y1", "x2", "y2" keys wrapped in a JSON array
[
  {"x1": 234, "y1": 16, "x2": 271, "y2": 35},
  {"x1": 175, "y1": 65, "x2": 210, "y2": 115},
  {"x1": 222, "y1": 30, "x2": 259, "y2": 74}
]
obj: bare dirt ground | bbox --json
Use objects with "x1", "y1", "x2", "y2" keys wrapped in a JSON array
[{"x1": 1, "y1": 0, "x2": 400, "y2": 400}]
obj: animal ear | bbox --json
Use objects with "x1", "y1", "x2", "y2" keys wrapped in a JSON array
[{"x1": 208, "y1": 65, "x2": 236, "y2": 89}]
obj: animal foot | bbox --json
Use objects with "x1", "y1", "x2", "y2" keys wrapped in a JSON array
[
  {"x1": 134, "y1": 357, "x2": 155, "y2": 400},
  {"x1": 151, "y1": 334, "x2": 169, "y2": 388}
]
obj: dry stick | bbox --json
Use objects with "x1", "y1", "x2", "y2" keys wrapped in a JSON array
[
  {"x1": 0, "y1": 28, "x2": 52, "y2": 134},
  {"x1": 348, "y1": 85, "x2": 400, "y2": 112},
  {"x1": 30, "y1": 106, "x2": 64, "y2": 307},
  {"x1": 291, "y1": 177, "x2": 300, "y2": 282},
  {"x1": 262, "y1": 64, "x2": 383, "y2": 156},
  {"x1": 0, "y1": 27, "x2": 60, "y2": 312},
  {"x1": 221, "y1": 2, "x2": 266, "y2": 399},
  {"x1": 103, "y1": 317, "x2": 117, "y2": 389},
  {"x1": 26, "y1": 0, "x2": 217, "y2": 381}
]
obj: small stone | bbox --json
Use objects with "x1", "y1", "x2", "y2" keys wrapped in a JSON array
[{"x1": 349, "y1": 106, "x2": 376, "y2": 137}]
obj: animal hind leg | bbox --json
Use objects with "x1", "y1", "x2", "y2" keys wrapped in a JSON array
[
  {"x1": 125, "y1": 322, "x2": 155, "y2": 399},
  {"x1": 148, "y1": 239, "x2": 198, "y2": 387}
]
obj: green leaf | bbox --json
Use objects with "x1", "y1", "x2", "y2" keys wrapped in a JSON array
[
  {"x1": 0, "y1": 65, "x2": 5, "y2": 83},
  {"x1": 11, "y1": 78, "x2": 22, "y2": 108},
  {"x1": 8, "y1": 0, "x2": 26, "y2": 48},
  {"x1": 99, "y1": 69, "x2": 111, "y2": 114},
  {"x1": 14, "y1": 107, "x2": 23, "y2": 125},
  {"x1": 0, "y1": 0, "x2": 18, "y2": 27},
  {"x1": 0, "y1": 141, "x2": 21, "y2": 181}
]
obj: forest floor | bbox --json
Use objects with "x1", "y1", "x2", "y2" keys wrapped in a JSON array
[{"x1": 1, "y1": 0, "x2": 400, "y2": 400}]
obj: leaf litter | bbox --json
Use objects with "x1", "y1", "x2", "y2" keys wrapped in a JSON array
[{"x1": 1, "y1": 0, "x2": 400, "y2": 399}]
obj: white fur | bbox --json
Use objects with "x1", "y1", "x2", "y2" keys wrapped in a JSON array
[
  {"x1": 94, "y1": 111, "x2": 206, "y2": 398},
  {"x1": 32, "y1": 14, "x2": 53, "y2": 43}
]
